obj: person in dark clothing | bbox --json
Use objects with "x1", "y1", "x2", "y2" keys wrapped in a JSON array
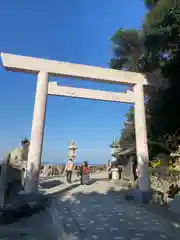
[
  {"x1": 75, "y1": 165, "x2": 80, "y2": 179},
  {"x1": 84, "y1": 161, "x2": 88, "y2": 168},
  {"x1": 107, "y1": 160, "x2": 112, "y2": 180},
  {"x1": 80, "y1": 163, "x2": 83, "y2": 184},
  {"x1": 108, "y1": 169, "x2": 112, "y2": 180},
  {"x1": 118, "y1": 166, "x2": 122, "y2": 180},
  {"x1": 81, "y1": 161, "x2": 89, "y2": 185},
  {"x1": 132, "y1": 158, "x2": 138, "y2": 181},
  {"x1": 66, "y1": 171, "x2": 72, "y2": 183}
]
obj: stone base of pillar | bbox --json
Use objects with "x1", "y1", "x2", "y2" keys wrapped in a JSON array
[
  {"x1": 126, "y1": 177, "x2": 151, "y2": 204},
  {"x1": 139, "y1": 190, "x2": 151, "y2": 204},
  {"x1": 131, "y1": 188, "x2": 151, "y2": 204}
]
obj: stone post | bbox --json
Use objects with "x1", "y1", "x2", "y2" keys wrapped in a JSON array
[
  {"x1": 25, "y1": 72, "x2": 49, "y2": 193},
  {"x1": 134, "y1": 83, "x2": 149, "y2": 202},
  {"x1": 21, "y1": 138, "x2": 30, "y2": 187}
]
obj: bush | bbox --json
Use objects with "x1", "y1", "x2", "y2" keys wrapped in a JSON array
[{"x1": 167, "y1": 184, "x2": 180, "y2": 198}]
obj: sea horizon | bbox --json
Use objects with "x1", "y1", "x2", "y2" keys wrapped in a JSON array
[{"x1": 42, "y1": 160, "x2": 107, "y2": 165}]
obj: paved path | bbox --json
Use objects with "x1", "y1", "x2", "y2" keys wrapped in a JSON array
[
  {"x1": 1, "y1": 173, "x2": 180, "y2": 239},
  {"x1": 50, "y1": 174, "x2": 180, "y2": 240}
]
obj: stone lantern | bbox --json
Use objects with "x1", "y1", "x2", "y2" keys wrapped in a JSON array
[
  {"x1": 68, "y1": 140, "x2": 77, "y2": 161},
  {"x1": 109, "y1": 137, "x2": 119, "y2": 163},
  {"x1": 21, "y1": 137, "x2": 30, "y2": 162},
  {"x1": 21, "y1": 137, "x2": 30, "y2": 185}
]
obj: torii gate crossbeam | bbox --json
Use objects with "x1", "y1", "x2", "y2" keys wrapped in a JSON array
[
  {"x1": 1, "y1": 52, "x2": 149, "y2": 203},
  {"x1": 48, "y1": 82, "x2": 135, "y2": 103}
]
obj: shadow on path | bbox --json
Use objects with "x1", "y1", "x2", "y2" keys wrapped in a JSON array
[
  {"x1": 45, "y1": 179, "x2": 97, "y2": 198},
  {"x1": 40, "y1": 179, "x2": 63, "y2": 189},
  {"x1": 1, "y1": 176, "x2": 180, "y2": 240},
  {"x1": 48, "y1": 184, "x2": 180, "y2": 240}
]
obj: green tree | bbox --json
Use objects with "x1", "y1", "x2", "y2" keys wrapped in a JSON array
[
  {"x1": 143, "y1": 0, "x2": 180, "y2": 143},
  {"x1": 110, "y1": 0, "x2": 180, "y2": 156},
  {"x1": 109, "y1": 29, "x2": 144, "y2": 149},
  {"x1": 109, "y1": 29, "x2": 145, "y2": 72},
  {"x1": 109, "y1": 29, "x2": 154, "y2": 150},
  {"x1": 118, "y1": 106, "x2": 135, "y2": 148}
]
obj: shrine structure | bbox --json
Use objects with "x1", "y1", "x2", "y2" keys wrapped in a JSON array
[{"x1": 1, "y1": 52, "x2": 155, "y2": 202}]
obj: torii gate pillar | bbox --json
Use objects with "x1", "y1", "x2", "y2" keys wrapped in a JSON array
[
  {"x1": 134, "y1": 83, "x2": 149, "y2": 202},
  {"x1": 25, "y1": 71, "x2": 49, "y2": 192}
]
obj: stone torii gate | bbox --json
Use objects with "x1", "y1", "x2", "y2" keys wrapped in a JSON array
[{"x1": 1, "y1": 53, "x2": 149, "y2": 201}]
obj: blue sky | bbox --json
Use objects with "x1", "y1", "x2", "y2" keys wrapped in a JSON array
[{"x1": 0, "y1": 0, "x2": 146, "y2": 164}]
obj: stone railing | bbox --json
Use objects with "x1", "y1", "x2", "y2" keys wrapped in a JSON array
[{"x1": 40, "y1": 164, "x2": 107, "y2": 177}]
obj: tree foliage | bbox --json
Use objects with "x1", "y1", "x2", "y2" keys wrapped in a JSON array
[
  {"x1": 143, "y1": 0, "x2": 180, "y2": 142},
  {"x1": 110, "y1": 0, "x2": 180, "y2": 156},
  {"x1": 118, "y1": 106, "x2": 135, "y2": 148},
  {"x1": 109, "y1": 29, "x2": 145, "y2": 72}
]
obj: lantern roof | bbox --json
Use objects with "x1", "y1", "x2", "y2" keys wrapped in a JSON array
[
  {"x1": 109, "y1": 137, "x2": 119, "y2": 148},
  {"x1": 21, "y1": 137, "x2": 30, "y2": 146},
  {"x1": 68, "y1": 140, "x2": 77, "y2": 149}
]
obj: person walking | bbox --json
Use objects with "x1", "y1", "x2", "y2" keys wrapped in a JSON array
[
  {"x1": 64, "y1": 159, "x2": 74, "y2": 183},
  {"x1": 107, "y1": 160, "x2": 112, "y2": 180},
  {"x1": 80, "y1": 163, "x2": 84, "y2": 184},
  {"x1": 81, "y1": 161, "x2": 89, "y2": 185}
]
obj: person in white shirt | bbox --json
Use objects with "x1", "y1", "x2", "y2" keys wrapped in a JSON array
[{"x1": 64, "y1": 159, "x2": 74, "y2": 183}]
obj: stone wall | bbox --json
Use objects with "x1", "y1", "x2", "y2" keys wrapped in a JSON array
[
  {"x1": 150, "y1": 173, "x2": 180, "y2": 214},
  {"x1": 150, "y1": 176, "x2": 177, "y2": 194},
  {"x1": 150, "y1": 173, "x2": 180, "y2": 204}
]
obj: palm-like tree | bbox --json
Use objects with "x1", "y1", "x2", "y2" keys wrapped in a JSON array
[
  {"x1": 110, "y1": 0, "x2": 180, "y2": 154},
  {"x1": 109, "y1": 29, "x2": 146, "y2": 149},
  {"x1": 109, "y1": 29, "x2": 146, "y2": 73},
  {"x1": 143, "y1": 0, "x2": 180, "y2": 68},
  {"x1": 109, "y1": 28, "x2": 158, "y2": 149},
  {"x1": 144, "y1": 0, "x2": 159, "y2": 9}
]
